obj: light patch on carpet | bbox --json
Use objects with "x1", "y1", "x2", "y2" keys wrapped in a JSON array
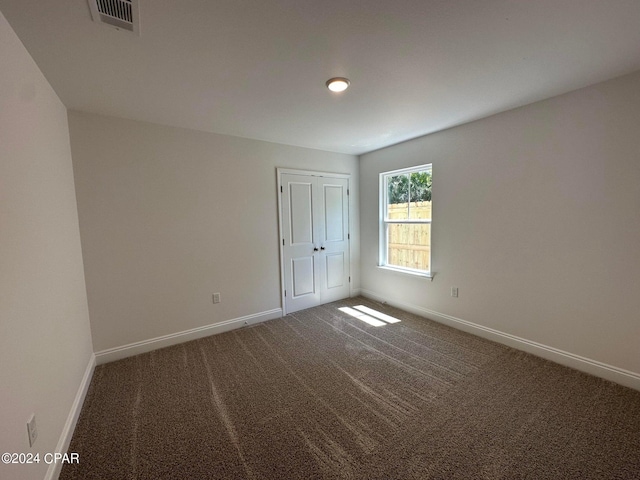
[
  {"x1": 339, "y1": 306, "x2": 387, "y2": 326},
  {"x1": 353, "y1": 305, "x2": 401, "y2": 323}
]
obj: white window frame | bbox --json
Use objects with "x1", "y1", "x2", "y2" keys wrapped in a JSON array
[{"x1": 379, "y1": 164, "x2": 433, "y2": 278}]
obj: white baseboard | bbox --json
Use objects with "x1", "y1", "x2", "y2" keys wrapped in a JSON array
[
  {"x1": 95, "y1": 308, "x2": 283, "y2": 365},
  {"x1": 360, "y1": 289, "x2": 640, "y2": 391},
  {"x1": 350, "y1": 288, "x2": 362, "y2": 297},
  {"x1": 45, "y1": 353, "x2": 96, "y2": 480}
]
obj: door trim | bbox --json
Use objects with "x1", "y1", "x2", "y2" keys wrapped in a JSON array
[{"x1": 277, "y1": 168, "x2": 352, "y2": 315}]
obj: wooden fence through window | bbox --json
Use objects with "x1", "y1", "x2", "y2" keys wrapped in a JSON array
[{"x1": 387, "y1": 202, "x2": 431, "y2": 271}]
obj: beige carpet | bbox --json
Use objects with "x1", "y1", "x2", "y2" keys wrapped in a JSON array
[{"x1": 61, "y1": 297, "x2": 640, "y2": 479}]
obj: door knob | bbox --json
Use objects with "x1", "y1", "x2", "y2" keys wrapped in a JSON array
[
  {"x1": 320, "y1": 246, "x2": 325, "y2": 251},
  {"x1": 313, "y1": 247, "x2": 319, "y2": 252}
]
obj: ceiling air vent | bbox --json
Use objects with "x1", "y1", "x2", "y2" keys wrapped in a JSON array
[{"x1": 88, "y1": 0, "x2": 140, "y2": 35}]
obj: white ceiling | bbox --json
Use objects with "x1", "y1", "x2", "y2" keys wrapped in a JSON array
[{"x1": 2, "y1": 1, "x2": 640, "y2": 155}]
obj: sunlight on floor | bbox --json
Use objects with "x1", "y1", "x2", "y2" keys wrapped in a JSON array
[
  {"x1": 353, "y1": 305, "x2": 401, "y2": 324},
  {"x1": 338, "y1": 306, "x2": 401, "y2": 327}
]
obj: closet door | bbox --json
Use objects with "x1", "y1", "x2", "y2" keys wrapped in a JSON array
[
  {"x1": 281, "y1": 174, "x2": 321, "y2": 313},
  {"x1": 280, "y1": 172, "x2": 350, "y2": 314},
  {"x1": 316, "y1": 176, "x2": 350, "y2": 304}
]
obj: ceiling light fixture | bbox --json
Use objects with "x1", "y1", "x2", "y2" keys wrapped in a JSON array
[{"x1": 326, "y1": 77, "x2": 350, "y2": 93}]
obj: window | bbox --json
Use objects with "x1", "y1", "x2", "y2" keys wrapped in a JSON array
[{"x1": 379, "y1": 164, "x2": 432, "y2": 276}]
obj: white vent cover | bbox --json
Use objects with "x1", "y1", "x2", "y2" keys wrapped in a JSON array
[{"x1": 88, "y1": 0, "x2": 140, "y2": 35}]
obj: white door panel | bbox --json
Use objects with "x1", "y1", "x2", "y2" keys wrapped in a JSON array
[
  {"x1": 292, "y1": 256, "x2": 315, "y2": 297},
  {"x1": 280, "y1": 172, "x2": 350, "y2": 313},
  {"x1": 325, "y1": 253, "x2": 345, "y2": 289},
  {"x1": 323, "y1": 184, "x2": 344, "y2": 243},
  {"x1": 289, "y1": 182, "x2": 314, "y2": 245}
]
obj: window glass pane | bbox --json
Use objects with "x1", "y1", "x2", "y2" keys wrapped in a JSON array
[
  {"x1": 380, "y1": 164, "x2": 432, "y2": 274},
  {"x1": 386, "y1": 174, "x2": 409, "y2": 219},
  {"x1": 387, "y1": 223, "x2": 430, "y2": 271},
  {"x1": 408, "y1": 170, "x2": 432, "y2": 220}
]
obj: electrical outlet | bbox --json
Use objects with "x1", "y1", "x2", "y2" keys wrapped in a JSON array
[
  {"x1": 212, "y1": 293, "x2": 221, "y2": 304},
  {"x1": 27, "y1": 414, "x2": 37, "y2": 447},
  {"x1": 451, "y1": 287, "x2": 459, "y2": 298}
]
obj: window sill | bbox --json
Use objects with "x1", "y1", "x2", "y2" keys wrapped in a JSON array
[{"x1": 377, "y1": 265, "x2": 435, "y2": 281}]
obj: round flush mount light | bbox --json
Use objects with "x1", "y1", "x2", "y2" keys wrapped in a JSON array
[{"x1": 326, "y1": 77, "x2": 350, "y2": 92}]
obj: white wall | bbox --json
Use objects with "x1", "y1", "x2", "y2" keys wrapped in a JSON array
[
  {"x1": 0, "y1": 11, "x2": 94, "y2": 480},
  {"x1": 68, "y1": 111, "x2": 359, "y2": 354},
  {"x1": 360, "y1": 71, "x2": 640, "y2": 387}
]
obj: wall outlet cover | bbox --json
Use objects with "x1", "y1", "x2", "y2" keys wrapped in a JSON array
[{"x1": 27, "y1": 414, "x2": 37, "y2": 447}]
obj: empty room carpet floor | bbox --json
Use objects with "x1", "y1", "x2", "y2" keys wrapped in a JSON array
[{"x1": 61, "y1": 297, "x2": 640, "y2": 479}]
